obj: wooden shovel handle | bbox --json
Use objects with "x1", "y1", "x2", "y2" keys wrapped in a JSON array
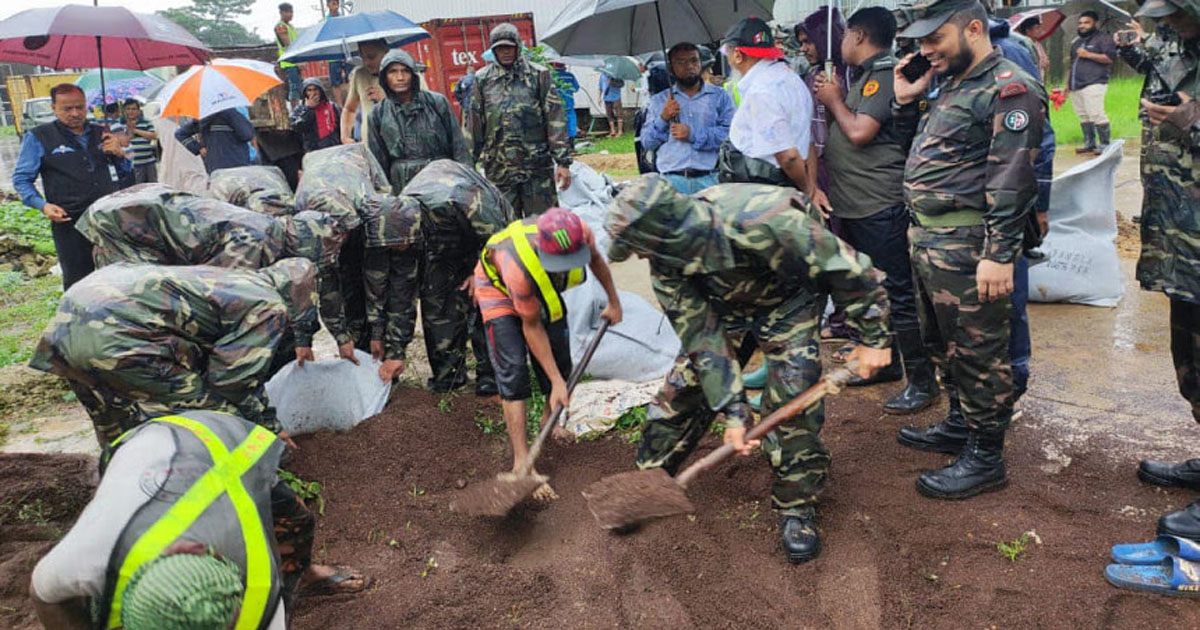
[
  {"x1": 675, "y1": 361, "x2": 859, "y2": 488},
  {"x1": 521, "y1": 319, "x2": 611, "y2": 473}
]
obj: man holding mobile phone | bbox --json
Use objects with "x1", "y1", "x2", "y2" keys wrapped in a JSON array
[{"x1": 12, "y1": 83, "x2": 131, "y2": 289}]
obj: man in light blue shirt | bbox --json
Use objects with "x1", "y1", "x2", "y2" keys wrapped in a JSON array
[
  {"x1": 640, "y1": 42, "x2": 734, "y2": 194},
  {"x1": 598, "y1": 72, "x2": 625, "y2": 137}
]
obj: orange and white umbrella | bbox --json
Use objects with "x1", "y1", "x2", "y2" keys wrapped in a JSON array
[{"x1": 154, "y1": 58, "x2": 281, "y2": 119}]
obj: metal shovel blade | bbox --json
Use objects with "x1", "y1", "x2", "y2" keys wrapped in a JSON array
[{"x1": 582, "y1": 468, "x2": 695, "y2": 530}]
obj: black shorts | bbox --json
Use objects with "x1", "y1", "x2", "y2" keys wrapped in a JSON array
[{"x1": 485, "y1": 315, "x2": 573, "y2": 402}]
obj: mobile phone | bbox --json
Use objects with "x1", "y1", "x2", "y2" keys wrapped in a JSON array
[
  {"x1": 901, "y1": 54, "x2": 932, "y2": 83},
  {"x1": 1117, "y1": 30, "x2": 1138, "y2": 46}
]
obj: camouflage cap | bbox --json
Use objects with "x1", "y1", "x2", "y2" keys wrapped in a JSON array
[
  {"x1": 362, "y1": 193, "x2": 422, "y2": 249},
  {"x1": 1136, "y1": 0, "x2": 1180, "y2": 17},
  {"x1": 897, "y1": 0, "x2": 982, "y2": 39},
  {"x1": 489, "y1": 22, "x2": 520, "y2": 50}
]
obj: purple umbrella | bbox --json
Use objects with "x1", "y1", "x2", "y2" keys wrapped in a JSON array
[{"x1": 0, "y1": 3, "x2": 209, "y2": 106}]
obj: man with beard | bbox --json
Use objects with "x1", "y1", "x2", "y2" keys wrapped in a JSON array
[
  {"x1": 640, "y1": 42, "x2": 735, "y2": 194},
  {"x1": 465, "y1": 23, "x2": 573, "y2": 218},
  {"x1": 1068, "y1": 10, "x2": 1118, "y2": 154},
  {"x1": 891, "y1": 0, "x2": 1045, "y2": 500}
]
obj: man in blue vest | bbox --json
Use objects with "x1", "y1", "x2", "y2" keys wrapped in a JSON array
[
  {"x1": 30, "y1": 411, "x2": 369, "y2": 630},
  {"x1": 12, "y1": 83, "x2": 131, "y2": 289}
]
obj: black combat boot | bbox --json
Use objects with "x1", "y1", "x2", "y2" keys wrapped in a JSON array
[
  {"x1": 1138, "y1": 458, "x2": 1200, "y2": 491},
  {"x1": 897, "y1": 391, "x2": 968, "y2": 453},
  {"x1": 1075, "y1": 122, "x2": 1096, "y2": 154},
  {"x1": 846, "y1": 344, "x2": 902, "y2": 386},
  {"x1": 916, "y1": 431, "x2": 1008, "y2": 500},
  {"x1": 1159, "y1": 500, "x2": 1200, "y2": 541},
  {"x1": 780, "y1": 507, "x2": 820, "y2": 563},
  {"x1": 883, "y1": 329, "x2": 941, "y2": 415},
  {"x1": 1096, "y1": 123, "x2": 1112, "y2": 153}
]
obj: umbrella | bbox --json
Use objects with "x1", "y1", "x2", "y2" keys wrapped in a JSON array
[
  {"x1": 543, "y1": 0, "x2": 775, "y2": 57},
  {"x1": 600, "y1": 55, "x2": 642, "y2": 81},
  {"x1": 1008, "y1": 8, "x2": 1066, "y2": 43},
  {"x1": 278, "y1": 10, "x2": 429, "y2": 63},
  {"x1": 75, "y1": 69, "x2": 162, "y2": 107},
  {"x1": 153, "y1": 59, "x2": 281, "y2": 120},
  {"x1": 0, "y1": 4, "x2": 208, "y2": 108}
]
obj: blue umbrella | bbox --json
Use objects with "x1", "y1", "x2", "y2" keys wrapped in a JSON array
[{"x1": 278, "y1": 10, "x2": 429, "y2": 63}]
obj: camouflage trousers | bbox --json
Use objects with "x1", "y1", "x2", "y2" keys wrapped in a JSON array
[
  {"x1": 320, "y1": 227, "x2": 371, "y2": 350},
  {"x1": 498, "y1": 171, "x2": 557, "y2": 219},
  {"x1": 1171, "y1": 298, "x2": 1200, "y2": 423},
  {"x1": 422, "y1": 252, "x2": 495, "y2": 392},
  {"x1": 910, "y1": 225, "x2": 1014, "y2": 433},
  {"x1": 636, "y1": 298, "x2": 828, "y2": 510},
  {"x1": 272, "y1": 481, "x2": 316, "y2": 609}
]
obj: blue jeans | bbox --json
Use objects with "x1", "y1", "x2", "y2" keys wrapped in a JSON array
[
  {"x1": 1010, "y1": 255, "x2": 1031, "y2": 400},
  {"x1": 328, "y1": 60, "x2": 350, "y2": 87},
  {"x1": 662, "y1": 172, "x2": 718, "y2": 195},
  {"x1": 284, "y1": 66, "x2": 302, "y2": 102}
]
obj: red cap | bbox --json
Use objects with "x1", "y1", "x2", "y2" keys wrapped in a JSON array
[{"x1": 535, "y1": 208, "x2": 590, "y2": 272}]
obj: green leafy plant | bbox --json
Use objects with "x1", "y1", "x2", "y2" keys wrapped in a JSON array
[
  {"x1": 614, "y1": 405, "x2": 647, "y2": 444},
  {"x1": 473, "y1": 410, "x2": 505, "y2": 437},
  {"x1": 409, "y1": 484, "x2": 426, "y2": 497},
  {"x1": 996, "y1": 533, "x2": 1031, "y2": 563},
  {"x1": 437, "y1": 394, "x2": 453, "y2": 414},
  {"x1": 419, "y1": 555, "x2": 438, "y2": 578},
  {"x1": 278, "y1": 470, "x2": 325, "y2": 515}
]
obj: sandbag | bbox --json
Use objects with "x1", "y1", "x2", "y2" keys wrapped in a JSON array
[
  {"x1": 208, "y1": 165, "x2": 295, "y2": 216},
  {"x1": 1028, "y1": 140, "x2": 1125, "y2": 307},
  {"x1": 266, "y1": 350, "x2": 391, "y2": 435},
  {"x1": 294, "y1": 144, "x2": 390, "y2": 232}
]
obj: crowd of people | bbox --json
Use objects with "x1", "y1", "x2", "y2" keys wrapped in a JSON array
[{"x1": 8, "y1": 0, "x2": 1200, "y2": 625}]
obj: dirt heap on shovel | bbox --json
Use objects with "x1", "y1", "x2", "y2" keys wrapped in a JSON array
[{"x1": 289, "y1": 387, "x2": 1200, "y2": 630}]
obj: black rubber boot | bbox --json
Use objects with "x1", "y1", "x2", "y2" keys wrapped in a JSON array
[
  {"x1": 883, "y1": 329, "x2": 941, "y2": 415},
  {"x1": 1159, "y1": 500, "x2": 1200, "y2": 541},
  {"x1": 780, "y1": 507, "x2": 820, "y2": 563},
  {"x1": 916, "y1": 431, "x2": 1008, "y2": 500},
  {"x1": 1139, "y1": 458, "x2": 1200, "y2": 491},
  {"x1": 1075, "y1": 122, "x2": 1096, "y2": 154},
  {"x1": 897, "y1": 392, "x2": 968, "y2": 454},
  {"x1": 1096, "y1": 123, "x2": 1111, "y2": 152},
  {"x1": 846, "y1": 345, "x2": 902, "y2": 387}
]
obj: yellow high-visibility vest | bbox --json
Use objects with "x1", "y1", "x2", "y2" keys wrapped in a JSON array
[{"x1": 480, "y1": 218, "x2": 585, "y2": 322}]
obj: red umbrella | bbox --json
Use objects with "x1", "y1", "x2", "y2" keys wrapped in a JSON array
[
  {"x1": 1008, "y1": 8, "x2": 1066, "y2": 43},
  {"x1": 0, "y1": 4, "x2": 209, "y2": 105}
]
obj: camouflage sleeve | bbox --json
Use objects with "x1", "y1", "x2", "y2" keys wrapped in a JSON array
[
  {"x1": 748, "y1": 210, "x2": 892, "y2": 349},
  {"x1": 540, "y1": 69, "x2": 573, "y2": 168},
  {"x1": 382, "y1": 249, "x2": 420, "y2": 361},
  {"x1": 206, "y1": 306, "x2": 287, "y2": 433},
  {"x1": 985, "y1": 77, "x2": 1045, "y2": 263},
  {"x1": 465, "y1": 76, "x2": 484, "y2": 163},
  {"x1": 1164, "y1": 100, "x2": 1200, "y2": 149},
  {"x1": 652, "y1": 273, "x2": 752, "y2": 429},
  {"x1": 1118, "y1": 42, "x2": 1155, "y2": 73},
  {"x1": 317, "y1": 264, "x2": 353, "y2": 346}
]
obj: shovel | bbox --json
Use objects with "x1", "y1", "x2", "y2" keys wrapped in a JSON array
[
  {"x1": 582, "y1": 361, "x2": 860, "y2": 530},
  {"x1": 449, "y1": 319, "x2": 611, "y2": 516}
]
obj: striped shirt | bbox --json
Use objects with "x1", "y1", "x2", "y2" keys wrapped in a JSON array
[{"x1": 125, "y1": 119, "x2": 156, "y2": 166}]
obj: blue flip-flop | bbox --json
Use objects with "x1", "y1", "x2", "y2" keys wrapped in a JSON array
[
  {"x1": 1111, "y1": 535, "x2": 1200, "y2": 565},
  {"x1": 1105, "y1": 556, "x2": 1200, "y2": 598}
]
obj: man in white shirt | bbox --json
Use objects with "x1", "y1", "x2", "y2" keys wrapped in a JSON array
[{"x1": 720, "y1": 16, "x2": 830, "y2": 213}]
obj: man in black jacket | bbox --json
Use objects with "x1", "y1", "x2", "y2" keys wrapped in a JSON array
[{"x1": 12, "y1": 83, "x2": 131, "y2": 289}]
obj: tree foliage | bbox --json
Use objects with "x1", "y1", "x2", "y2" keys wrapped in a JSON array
[{"x1": 159, "y1": 0, "x2": 265, "y2": 48}]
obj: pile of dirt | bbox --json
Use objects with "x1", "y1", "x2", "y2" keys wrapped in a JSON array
[
  {"x1": 287, "y1": 387, "x2": 1200, "y2": 629},
  {"x1": 0, "y1": 454, "x2": 96, "y2": 630},
  {"x1": 1116, "y1": 217, "x2": 1142, "y2": 259},
  {"x1": 0, "y1": 236, "x2": 55, "y2": 277},
  {"x1": 575, "y1": 152, "x2": 638, "y2": 176}
]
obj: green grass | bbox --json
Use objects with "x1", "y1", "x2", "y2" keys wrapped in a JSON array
[
  {"x1": 996, "y1": 533, "x2": 1031, "y2": 562},
  {"x1": 1048, "y1": 77, "x2": 1143, "y2": 146},
  {"x1": 0, "y1": 200, "x2": 55, "y2": 255},
  {"x1": 0, "y1": 126, "x2": 16, "y2": 136},
  {"x1": 0, "y1": 272, "x2": 61, "y2": 368},
  {"x1": 575, "y1": 133, "x2": 636, "y2": 155}
]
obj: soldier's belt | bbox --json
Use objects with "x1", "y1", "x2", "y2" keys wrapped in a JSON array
[{"x1": 910, "y1": 209, "x2": 985, "y2": 228}]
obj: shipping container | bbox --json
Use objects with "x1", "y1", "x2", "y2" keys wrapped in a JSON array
[
  {"x1": 7, "y1": 72, "x2": 82, "y2": 135},
  {"x1": 403, "y1": 13, "x2": 537, "y2": 120}
]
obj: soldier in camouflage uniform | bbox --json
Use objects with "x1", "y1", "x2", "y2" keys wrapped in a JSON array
[
  {"x1": 294, "y1": 144, "x2": 392, "y2": 361},
  {"x1": 207, "y1": 165, "x2": 296, "y2": 216},
  {"x1": 890, "y1": 0, "x2": 1045, "y2": 500},
  {"x1": 363, "y1": 160, "x2": 512, "y2": 392},
  {"x1": 27, "y1": 259, "x2": 317, "y2": 447},
  {"x1": 1113, "y1": 0, "x2": 1200, "y2": 540},
  {"x1": 606, "y1": 176, "x2": 893, "y2": 563},
  {"x1": 367, "y1": 50, "x2": 472, "y2": 192},
  {"x1": 465, "y1": 22, "x2": 574, "y2": 218}
]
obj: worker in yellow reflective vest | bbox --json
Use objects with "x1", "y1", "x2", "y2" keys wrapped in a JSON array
[
  {"x1": 30, "y1": 411, "x2": 369, "y2": 630},
  {"x1": 472, "y1": 208, "x2": 622, "y2": 493},
  {"x1": 275, "y1": 3, "x2": 302, "y2": 108}
]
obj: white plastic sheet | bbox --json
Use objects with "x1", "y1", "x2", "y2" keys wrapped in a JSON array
[
  {"x1": 1029, "y1": 140, "x2": 1125, "y2": 307},
  {"x1": 265, "y1": 350, "x2": 391, "y2": 435}
]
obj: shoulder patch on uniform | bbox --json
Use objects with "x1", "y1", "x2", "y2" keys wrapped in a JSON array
[
  {"x1": 862, "y1": 80, "x2": 880, "y2": 97},
  {"x1": 1004, "y1": 109, "x2": 1030, "y2": 132},
  {"x1": 999, "y1": 82, "x2": 1027, "y2": 99},
  {"x1": 997, "y1": 70, "x2": 1014, "y2": 79}
]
